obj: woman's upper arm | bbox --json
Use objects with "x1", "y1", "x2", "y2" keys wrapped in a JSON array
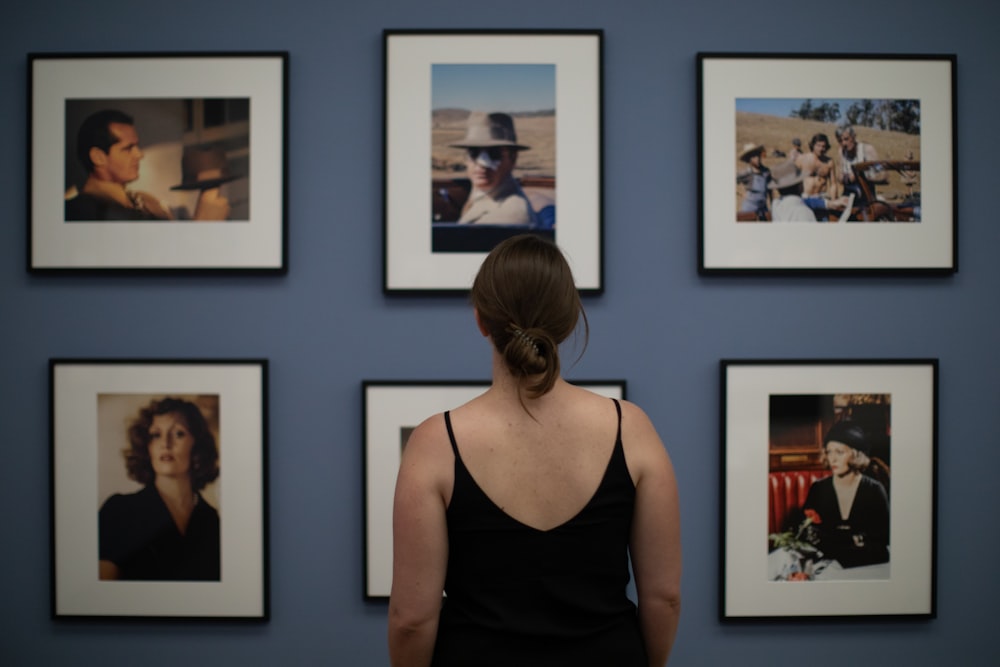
[
  {"x1": 389, "y1": 415, "x2": 451, "y2": 624},
  {"x1": 623, "y1": 402, "x2": 682, "y2": 599}
]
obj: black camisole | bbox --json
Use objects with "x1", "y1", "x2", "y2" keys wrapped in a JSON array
[{"x1": 431, "y1": 398, "x2": 647, "y2": 666}]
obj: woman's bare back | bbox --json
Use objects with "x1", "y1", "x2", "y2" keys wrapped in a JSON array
[{"x1": 446, "y1": 383, "x2": 625, "y2": 532}]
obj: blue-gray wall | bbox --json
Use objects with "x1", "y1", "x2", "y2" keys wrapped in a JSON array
[{"x1": 3, "y1": 0, "x2": 998, "y2": 664}]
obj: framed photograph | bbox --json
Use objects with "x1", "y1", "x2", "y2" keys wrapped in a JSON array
[
  {"x1": 50, "y1": 359, "x2": 268, "y2": 620},
  {"x1": 720, "y1": 359, "x2": 937, "y2": 620},
  {"x1": 383, "y1": 30, "x2": 603, "y2": 293},
  {"x1": 363, "y1": 379, "x2": 625, "y2": 599},
  {"x1": 698, "y1": 53, "x2": 956, "y2": 274},
  {"x1": 30, "y1": 52, "x2": 288, "y2": 272}
]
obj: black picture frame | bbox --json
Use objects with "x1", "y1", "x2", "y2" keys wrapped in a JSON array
[
  {"x1": 383, "y1": 30, "x2": 604, "y2": 293},
  {"x1": 50, "y1": 359, "x2": 269, "y2": 620},
  {"x1": 698, "y1": 53, "x2": 956, "y2": 275},
  {"x1": 362, "y1": 379, "x2": 626, "y2": 599},
  {"x1": 29, "y1": 52, "x2": 288, "y2": 273},
  {"x1": 720, "y1": 359, "x2": 937, "y2": 620}
]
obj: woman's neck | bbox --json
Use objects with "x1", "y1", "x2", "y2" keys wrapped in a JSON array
[
  {"x1": 490, "y1": 350, "x2": 521, "y2": 393},
  {"x1": 155, "y1": 475, "x2": 195, "y2": 503},
  {"x1": 487, "y1": 348, "x2": 563, "y2": 409},
  {"x1": 833, "y1": 469, "x2": 860, "y2": 486},
  {"x1": 154, "y1": 476, "x2": 197, "y2": 535}
]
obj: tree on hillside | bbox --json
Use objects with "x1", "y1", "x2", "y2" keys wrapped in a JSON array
[
  {"x1": 845, "y1": 99, "x2": 875, "y2": 128},
  {"x1": 885, "y1": 99, "x2": 920, "y2": 134},
  {"x1": 790, "y1": 99, "x2": 813, "y2": 120},
  {"x1": 789, "y1": 99, "x2": 841, "y2": 123},
  {"x1": 845, "y1": 99, "x2": 920, "y2": 134}
]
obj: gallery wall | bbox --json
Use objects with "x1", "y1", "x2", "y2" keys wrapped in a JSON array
[{"x1": 2, "y1": 0, "x2": 999, "y2": 664}]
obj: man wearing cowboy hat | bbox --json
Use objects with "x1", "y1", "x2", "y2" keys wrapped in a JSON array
[
  {"x1": 450, "y1": 112, "x2": 539, "y2": 225},
  {"x1": 65, "y1": 109, "x2": 230, "y2": 221},
  {"x1": 770, "y1": 160, "x2": 816, "y2": 222},
  {"x1": 736, "y1": 142, "x2": 772, "y2": 220}
]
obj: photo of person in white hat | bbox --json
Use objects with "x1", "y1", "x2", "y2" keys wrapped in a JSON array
[
  {"x1": 428, "y1": 64, "x2": 557, "y2": 252},
  {"x1": 449, "y1": 111, "x2": 539, "y2": 225},
  {"x1": 770, "y1": 160, "x2": 817, "y2": 222}
]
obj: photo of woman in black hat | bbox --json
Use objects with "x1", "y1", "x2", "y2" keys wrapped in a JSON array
[{"x1": 801, "y1": 420, "x2": 890, "y2": 568}]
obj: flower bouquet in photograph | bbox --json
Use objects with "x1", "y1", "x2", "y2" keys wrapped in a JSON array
[{"x1": 769, "y1": 509, "x2": 824, "y2": 581}]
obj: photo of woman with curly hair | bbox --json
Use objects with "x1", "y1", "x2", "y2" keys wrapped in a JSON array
[{"x1": 98, "y1": 394, "x2": 221, "y2": 581}]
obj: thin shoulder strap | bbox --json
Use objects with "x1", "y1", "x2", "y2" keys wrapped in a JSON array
[
  {"x1": 443, "y1": 411, "x2": 460, "y2": 457},
  {"x1": 612, "y1": 398, "x2": 622, "y2": 443}
]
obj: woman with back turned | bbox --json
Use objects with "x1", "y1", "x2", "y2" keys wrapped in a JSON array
[{"x1": 388, "y1": 234, "x2": 682, "y2": 666}]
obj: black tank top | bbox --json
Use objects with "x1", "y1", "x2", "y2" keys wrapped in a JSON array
[{"x1": 431, "y1": 399, "x2": 647, "y2": 666}]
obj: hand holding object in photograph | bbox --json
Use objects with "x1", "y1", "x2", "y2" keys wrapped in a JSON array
[
  {"x1": 194, "y1": 187, "x2": 231, "y2": 221},
  {"x1": 171, "y1": 145, "x2": 242, "y2": 220}
]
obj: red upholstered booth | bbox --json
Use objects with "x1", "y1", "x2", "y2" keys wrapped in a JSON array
[{"x1": 768, "y1": 470, "x2": 830, "y2": 534}]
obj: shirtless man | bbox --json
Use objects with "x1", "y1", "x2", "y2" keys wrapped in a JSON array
[{"x1": 796, "y1": 133, "x2": 849, "y2": 219}]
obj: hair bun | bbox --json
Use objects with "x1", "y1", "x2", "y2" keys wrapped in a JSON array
[{"x1": 503, "y1": 324, "x2": 548, "y2": 377}]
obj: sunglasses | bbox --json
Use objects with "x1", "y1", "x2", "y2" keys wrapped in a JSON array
[{"x1": 466, "y1": 147, "x2": 507, "y2": 162}]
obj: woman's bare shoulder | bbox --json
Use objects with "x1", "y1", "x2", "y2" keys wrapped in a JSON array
[
  {"x1": 617, "y1": 398, "x2": 659, "y2": 437},
  {"x1": 396, "y1": 412, "x2": 455, "y2": 501},
  {"x1": 404, "y1": 412, "x2": 450, "y2": 454},
  {"x1": 617, "y1": 399, "x2": 672, "y2": 478}
]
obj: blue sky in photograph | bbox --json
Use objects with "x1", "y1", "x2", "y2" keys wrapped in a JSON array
[
  {"x1": 737, "y1": 98, "x2": 874, "y2": 117},
  {"x1": 432, "y1": 64, "x2": 555, "y2": 112}
]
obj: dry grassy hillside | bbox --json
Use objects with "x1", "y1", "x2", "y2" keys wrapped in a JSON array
[
  {"x1": 736, "y1": 111, "x2": 920, "y2": 204},
  {"x1": 432, "y1": 110, "x2": 555, "y2": 180}
]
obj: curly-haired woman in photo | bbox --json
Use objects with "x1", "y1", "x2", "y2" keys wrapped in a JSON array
[{"x1": 99, "y1": 397, "x2": 220, "y2": 581}]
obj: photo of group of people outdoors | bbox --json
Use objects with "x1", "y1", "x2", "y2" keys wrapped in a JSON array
[{"x1": 735, "y1": 98, "x2": 921, "y2": 223}]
